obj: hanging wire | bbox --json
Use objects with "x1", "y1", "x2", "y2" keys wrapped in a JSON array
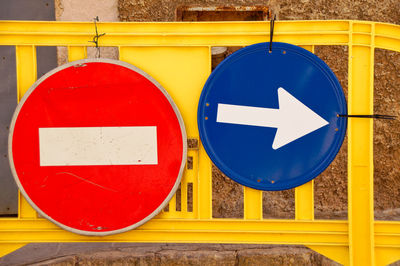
[
  {"x1": 88, "y1": 16, "x2": 106, "y2": 58},
  {"x1": 269, "y1": 14, "x2": 277, "y2": 52},
  {"x1": 338, "y1": 114, "x2": 396, "y2": 120}
]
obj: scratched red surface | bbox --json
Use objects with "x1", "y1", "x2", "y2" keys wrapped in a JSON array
[{"x1": 11, "y1": 61, "x2": 184, "y2": 234}]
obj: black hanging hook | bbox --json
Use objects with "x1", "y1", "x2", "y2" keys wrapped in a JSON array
[
  {"x1": 269, "y1": 14, "x2": 277, "y2": 52},
  {"x1": 88, "y1": 16, "x2": 106, "y2": 58},
  {"x1": 338, "y1": 114, "x2": 396, "y2": 120}
]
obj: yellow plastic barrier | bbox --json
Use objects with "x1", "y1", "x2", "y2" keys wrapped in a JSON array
[{"x1": 0, "y1": 20, "x2": 399, "y2": 266}]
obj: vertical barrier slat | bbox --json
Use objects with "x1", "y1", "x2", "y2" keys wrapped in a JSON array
[
  {"x1": 295, "y1": 180, "x2": 314, "y2": 220},
  {"x1": 244, "y1": 187, "x2": 263, "y2": 220},
  {"x1": 181, "y1": 181, "x2": 188, "y2": 213},
  {"x1": 168, "y1": 194, "x2": 177, "y2": 214},
  {"x1": 16, "y1": 45, "x2": 37, "y2": 219},
  {"x1": 348, "y1": 22, "x2": 375, "y2": 266},
  {"x1": 68, "y1": 46, "x2": 87, "y2": 62},
  {"x1": 198, "y1": 143, "x2": 212, "y2": 219},
  {"x1": 198, "y1": 47, "x2": 213, "y2": 219},
  {"x1": 18, "y1": 192, "x2": 36, "y2": 219},
  {"x1": 185, "y1": 150, "x2": 197, "y2": 183},
  {"x1": 16, "y1": 45, "x2": 37, "y2": 101}
]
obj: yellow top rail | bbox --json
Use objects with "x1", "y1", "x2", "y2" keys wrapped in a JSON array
[
  {"x1": 0, "y1": 20, "x2": 398, "y2": 50},
  {"x1": 0, "y1": 20, "x2": 399, "y2": 266}
]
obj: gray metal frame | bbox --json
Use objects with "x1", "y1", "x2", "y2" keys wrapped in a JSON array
[{"x1": 0, "y1": 0, "x2": 56, "y2": 215}]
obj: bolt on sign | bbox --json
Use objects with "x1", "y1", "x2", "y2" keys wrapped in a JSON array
[{"x1": 8, "y1": 59, "x2": 187, "y2": 236}]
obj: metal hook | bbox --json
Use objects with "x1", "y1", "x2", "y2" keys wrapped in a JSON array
[
  {"x1": 88, "y1": 16, "x2": 106, "y2": 58},
  {"x1": 269, "y1": 14, "x2": 277, "y2": 52}
]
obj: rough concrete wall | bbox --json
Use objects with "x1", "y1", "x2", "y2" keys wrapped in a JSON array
[
  {"x1": 118, "y1": 0, "x2": 400, "y2": 23},
  {"x1": 118, "y1": 0, "x2": 400, "y2": 220},
  {"x1": 55, "y1": 0, "x2": 119, "y2": 65}
]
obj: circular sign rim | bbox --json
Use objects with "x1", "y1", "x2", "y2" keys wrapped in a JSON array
[
  {"x1": 8, "y1": 58, "x2": 187, "y2": 236},
  {"x1": 198, "y1": 42, "x2": 347, "y2": 191}
]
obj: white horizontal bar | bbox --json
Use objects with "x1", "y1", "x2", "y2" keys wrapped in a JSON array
[{"x1": 39, "y1": 127, "x2": 158, "y2": 166}]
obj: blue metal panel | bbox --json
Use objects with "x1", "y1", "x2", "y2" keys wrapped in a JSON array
[{"x1": 198, "y1": 42, "x2": 347, "y2": 191}]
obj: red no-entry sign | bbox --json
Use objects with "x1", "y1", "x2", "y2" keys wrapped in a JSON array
[{"x1": 9, "y1": 59, "x2": 186, "y2": 236}]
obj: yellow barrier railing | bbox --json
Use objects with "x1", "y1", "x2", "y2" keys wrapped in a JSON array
[{"x1": 0, "y1": 20, "x2": 399, "y2": 266}]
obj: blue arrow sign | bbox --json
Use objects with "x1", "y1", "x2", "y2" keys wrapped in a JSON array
[{"x1": 198, "y1": 42, "x2": 347, "y2": 191}]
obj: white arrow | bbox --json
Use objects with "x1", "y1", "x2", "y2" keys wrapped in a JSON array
[{"x1": 216, "y1": 87, "x2": 329, "y2": 150}]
